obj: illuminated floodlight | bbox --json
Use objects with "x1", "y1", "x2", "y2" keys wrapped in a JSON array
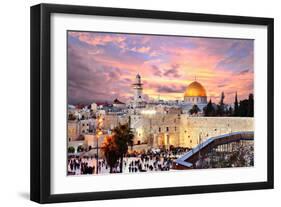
[{"x1": 141, "y1": 109, "x2": 156, "y2": 115}]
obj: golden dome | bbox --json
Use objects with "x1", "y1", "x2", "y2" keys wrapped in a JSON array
[{"x1": 184, "y1": 81, "x2": 207, "y2": 97}]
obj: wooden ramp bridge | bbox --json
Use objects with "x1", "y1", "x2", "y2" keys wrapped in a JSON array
[{"x1": 174, "y1": 131, "x2": 254, "y2": 169}]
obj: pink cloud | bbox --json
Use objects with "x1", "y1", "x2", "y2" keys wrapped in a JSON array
[
  {"x1": 69, "y1": 32, "x2": 126, "y2": 46},
  {"x1": 68, "y1": 32, "x2": 253, "y2": 105}
]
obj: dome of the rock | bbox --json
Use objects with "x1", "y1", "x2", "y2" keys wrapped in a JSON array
[{"x1": 184, "y1": 81, "x2": 207, "y2": 104}]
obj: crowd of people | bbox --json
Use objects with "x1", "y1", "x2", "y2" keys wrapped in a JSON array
[
  {"x1": 126, "y1": 154, "x2": 171, "y2": 173},
  {"x1": 67, "y1": 147, "x2": 190, "y2": 175},
  {"x1": 68, "y1": 156, "x2": 108, "y2": 175}
]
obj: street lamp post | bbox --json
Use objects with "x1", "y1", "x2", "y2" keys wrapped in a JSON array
[
  {"x1": 149, "y1": 117, "x2": 153, "y2": 147},
  {"x1": 198, "y1": 131, "x2": 202, "y2": 168},
  {"x1": 96, "y1": 134, "x2": 99, "y2": 174},
  {"x1": 96, "y1": 115, "x2": 103, "y2": 174}
]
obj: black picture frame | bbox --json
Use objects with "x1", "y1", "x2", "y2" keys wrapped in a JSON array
[{"x1": 30, "y1": 3, "x2": 274, "y2": 204}]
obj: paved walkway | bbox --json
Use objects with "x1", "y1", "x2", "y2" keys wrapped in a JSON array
[{"x1": 68, "y1": 152, "x2": 186, "y2": 175}]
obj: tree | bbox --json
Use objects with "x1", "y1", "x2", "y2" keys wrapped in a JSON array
[
  {"x1": 220, "y1": 91, "x2": 225, "y2": 106},
  {"x1": 248, "y1": 93, "x2": 254, "y2": 117},
  {"x1": 189, "y1": 104, "x2": 201, "y2": 115},
  {"x1": 112, "y1": 123, "x2": 134, "y2": 173},
  {"x1": 204, "y1": 99, "x2": 216, "y2": 116},
  {"x1": 101, "y1": 136, "x2": 119, "y2": 173},
  {"x1": 235, "y1": 93, "x2": 254, "y2": 117},
  {"x1": 238, "y1": 99, "x2": 249, "y2": 117},
  {"x1": 234, "y1": 92, "x2": 239, "y2": 116},
  {"x1": 228, "y1": 106, "x2": 233, "y2": 116},
  {"x1": 77, "y1": 145, "x2": 84, "y2": 152},
  {"x1": 68, "y1": 146, "x2": 75, "y2": 153},
  {"x1": 217, "y1": 92, "x2": 225, "y2": 116}
]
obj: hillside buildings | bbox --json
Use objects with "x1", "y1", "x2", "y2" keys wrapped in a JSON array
[{"x1": 68, "y1": 74, "x2": 254, "y2": 153}]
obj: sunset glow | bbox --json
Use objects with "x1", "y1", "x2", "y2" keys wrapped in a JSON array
[{"x1": 68, "y1": 31, "x2": 253, "y2": 104}]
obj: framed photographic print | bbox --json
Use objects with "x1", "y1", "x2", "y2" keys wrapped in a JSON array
[{"x1": 30, "y1": 3, "x2": 274, "y2": 203}]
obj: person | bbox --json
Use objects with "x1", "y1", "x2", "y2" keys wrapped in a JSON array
[
  {"x1": 70, "y1": 160, "x2": 74, "y2": 171},
  {"x1": 88, "y1": 166, "x2": 93, "y2": 174}
]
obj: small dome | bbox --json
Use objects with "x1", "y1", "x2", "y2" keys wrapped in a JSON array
[{"x1": 184, "y1": 81, "x2": 207, "y2": 97}]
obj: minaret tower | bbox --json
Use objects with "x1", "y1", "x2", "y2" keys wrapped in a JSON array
[{"x1": 132, "y1": 74, "x2": 143, "y2": 107}]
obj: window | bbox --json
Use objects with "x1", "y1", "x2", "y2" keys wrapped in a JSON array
[
  {"x1": 159, "y1": 127, "x2": 161, "y2": 132},
  {"x1": 166, "y1": 127, "x2": 169, "y2": 132},
  {"x1": 175, "y1": 127, "x2": 177, "y2": 132},
  {"x1": 190, "y1": 140, "x2": 192, "y2": 143}
]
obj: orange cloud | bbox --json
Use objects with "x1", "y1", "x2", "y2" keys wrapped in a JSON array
[{"x1": 68, "y1": 31, "x2": 253, "y2": 105}]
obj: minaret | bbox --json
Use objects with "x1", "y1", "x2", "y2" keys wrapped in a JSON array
[
  {"x1": 133, "y1": 74, "x2": 143, "y2": 101},
  {"x1": 132, "y1": 74, "x2": 143, "y2": 107}
]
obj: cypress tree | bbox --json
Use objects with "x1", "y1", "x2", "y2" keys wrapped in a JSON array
[{"x1": 234, "y1": 92, "x2": 239, "y2": 116}]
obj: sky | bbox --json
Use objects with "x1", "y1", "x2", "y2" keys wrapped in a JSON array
[{"x1": 68, "y1": 31, "x2": 253, "y2": 105}]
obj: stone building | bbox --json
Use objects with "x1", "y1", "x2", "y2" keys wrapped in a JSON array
[
  {"x1": 68, "y1": 74, "x2": 254, "y2": 153},
  {"x1": 130, "y1": 114, "x2": 254, "y2": 150},
  {"x1": 67, "y1": 119, "x2": 95, "y2": 141}
]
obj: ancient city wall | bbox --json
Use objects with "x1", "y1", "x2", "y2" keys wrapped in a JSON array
[
  {"x1": 179, "y1": 116, "x2": 254, "y2": 148},
  {"x1": 131, "y1": 114, "x2": 254, "y2": 149}
]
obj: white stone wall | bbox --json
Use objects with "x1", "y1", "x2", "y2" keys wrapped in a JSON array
[
  {"x1": 179, "y1": 116, "x2": 254, "y2": 148},
  {"x1": 184, "y1": 96, "x2": 207, "y2": 104},
  {"x1": 131, "y1": 114, "x2": 254, "y2": 149},
  {"x1": 131, "y1": 113, "x2": 180, "y2": 147}
]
